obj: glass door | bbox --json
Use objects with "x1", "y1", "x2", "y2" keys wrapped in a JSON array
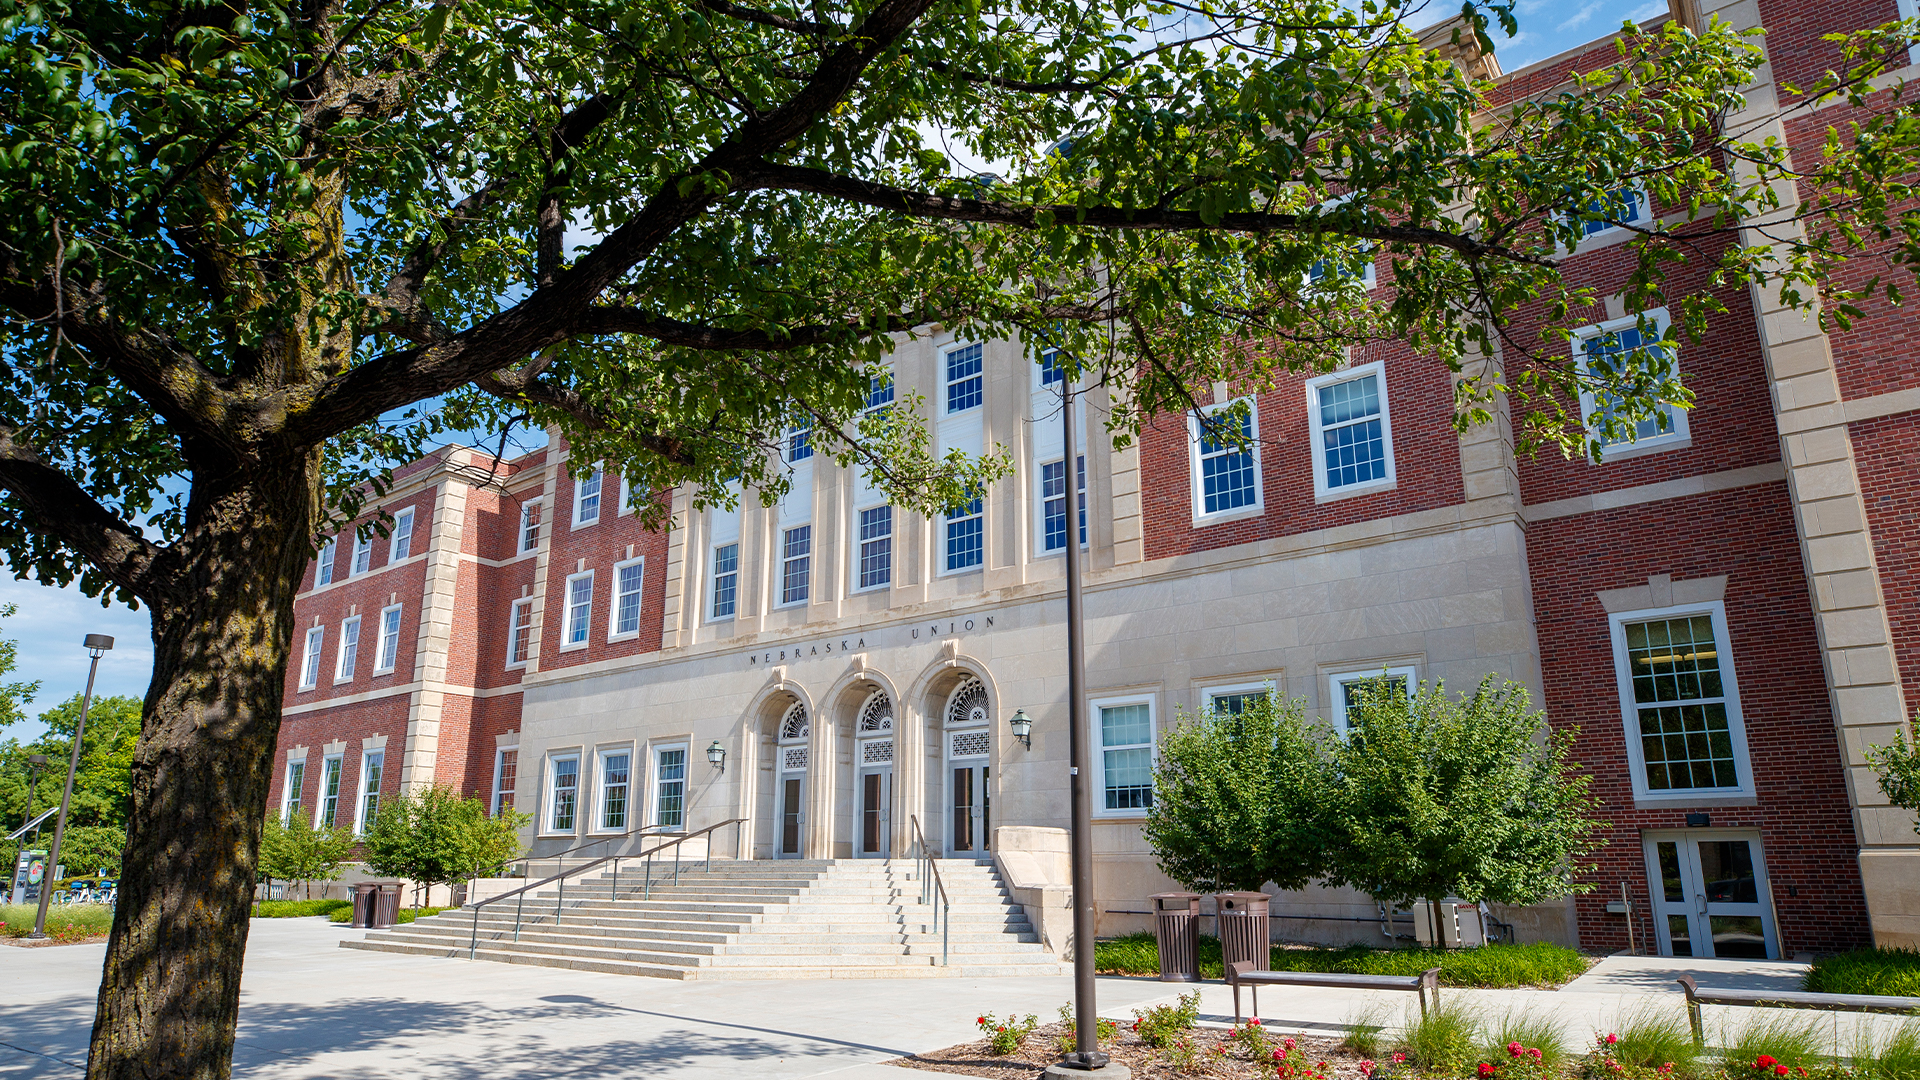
[
  {"x1": 1643, "y1": 830, "x2": 1776, "y2": 959},
  {"x1": 859, "y1": 768, "x2": 891, "y2": 858},
  {"x1": 949, "y1": 764, "x2": 989, "y2": 855},
  {"x1": 776, "y1": 767, "x2": 807, "y2": 859}
]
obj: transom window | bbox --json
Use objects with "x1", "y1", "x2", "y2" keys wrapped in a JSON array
[
  {"x1": 574, "y1": 467, "x2": 603, "y2": 526},
  {"x1": 1192, "y1": 402, "x2": 1259, "y2": 518},
  {"x1": 711, "y1": 543, "x2": 739, "y2": 619},
  {"x1": 1096, "y1": 699, "x2": 1154, "y2": 814},
  {"x1": 944, "y1": 497, "x2": 984, "y2": 572},
  {"x1": 1041, "y1": 456, "x2": 1086, "y2": 552},
  {"x1": 780, "y1": 526, "x2": 812, "y2": 606},
  {"x1": 1577, "y1": 308, "x2": 1688, "y2": 456},
  {"x1": 1612, "y1": 606, "x2": 1749, "y2": 796},
  {"x1": 946, "y1": 342, "x2": 984, "y2": 413},
  {"x1": 857, "y1": 505, "x2": 892, "y2": 590},
  {"x1": 1308, "y1": 364, "x2": 1395, "y2": 497},
  {"x1": 613, "y1": 558, "x2": 645, "y2": 636},
  {"x1": 565, "y1": 572, "x2": 593, "y2": 645}
]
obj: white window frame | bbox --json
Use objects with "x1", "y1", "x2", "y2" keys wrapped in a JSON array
[
  {"x1": 492, "y1": 746, "x2": 519, "y2": 816},
  {"x1": 709, "y1": 542, "x2": 740, "y2": 621},
  {"x1": 618, "y1": 474, "x2": 633, "y2": 517},
  {"x1": 852, "y1": 503, "x2": 893, "y2": 593},
  {"x1": 1609, "y1": 600, "x2": 1754, "y2": 802},
  {"x1": 1560, "y1": 181, "x2": 1652, "y2": 252},
  {"x1": 595, "y1": 746, "x2": 634, "y2": 833},
  {"x1": 1091, "y1": 693, "x2": 1156, "y2": 819},
  {"x1": 316, "y1": 755, "x2": 344, "y2": 829},
  {"x1": 334, "y1": 615, "x2": 361, "y2": 683},
  {"x1": 1302, "y1": 193, "x2": 1378, "y2": 292},
  {"x1": 1187, "y1": 398, "x2": 1264, "y2": 525},
  {"x1": 281, "y1": 760, "x2": 306, "y2": 824},
  {"x1": 388, "y1": 507, "x2": 416, "y2": 563},
  {"x1": 1203, "y1": 680, "x2": 1279, "y2": 717},
  {"x1": 314, "y1": 539, "x2": 336, "y2": 587},
  {"x1": 944, "y1": 341, "x2": 985, "y2": 415},
  {"x1": 1574, "y1": 308, "x2": 1690, "y2": 460},
  {"x1": 1306, "y1": 361, "x2": 1397, "y2": 501},
  {"x1": 1035, "y1": 346, "x2": 1066, "y2": 390},
  {"x1": 353, "y1": 750, "x2": 385, "y2": 836},
  {"x1": 298, "y1": 626, "x2": 324, "y2": 691},
  {"x1": 650, "y1": 742, "x2": 690, "y2": 830},
  {"x1": 573, "y1": 465, "x2": 603, "y2": 527},
  {"x1": 1327, "y1": 666, "x2": 1418, "y2": 733},
  {"x1": 1903, "y1": 0, "x2": 1920, "y2": 67},
  {"x1": 373, "y1": 603, "x2": 403, "y2": 675},
  {"x1": 518, "y1": 499, "x2": 543, "y2": 555},
  {"x1": 941, "y1": 496, "x2": 985, "y2": 575},
  {"x1": 562, "y1": 570, "x2": 594, "y2": 650},
  {"x1": 610, "y1": 556, "x2": 646, "y2": 640},
  {"x1": 351, "y1": 533, "x2": 374, "y2": 576},
  {"x1": 506, "y1": 598, "x2": 534, "y2": 668},
  {"x1": 545, "y1": 753, "x2": 582, "y2": 835},
  {"x1": 1037, "y1": 454, "x2": 1087, "y2": 555},
  {"x1": 777, "y1": 525, "x2": 811, "y2": 608},
  {"x1": 866, "y1": 371, "x2": 895, "y2": 413},
  {"x1": 787, "y1": 421, "x2": 814, "y2": 463}
]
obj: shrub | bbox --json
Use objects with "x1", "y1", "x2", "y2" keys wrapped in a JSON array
[
  {"x1": 252, "y1": 898, "x2": 352, "y2": 919},
  {"x1": 974, "y1": 1012, "x2": 1036, "y2": 1056},
  {"x1": 1806, "y1": 948, "x2": 1920, "y2": 998},
  {"x1": 1274, "y1": 1035, "x2": 1334, "y2": 1080},
  {"x1": 1403, "y1": 1001, "x2": 1479, "y2": 1074},
  {"x1": 1053, "y1": 1003, "x2": 1120, "y2": 1055},
  {"x1": 1132, "y1": 991, "x2": 1202, "y2": 1049},
  {"x1": 327, "y1": 905, "x2": 446, "y2": 925},
  {"x1": 1588, "y1": 1010, "x2": 1702, "y2": 1080},
  {"x1": 1092, "y1": 933, "x2": 1589, "y2": 988},
  {"x1": 1227, "y1": 1017, "x2": 1271, "y2": 1060},
  {"x1": 1163, "y1": 1037, "x2": 1206, "y2": 1075}
]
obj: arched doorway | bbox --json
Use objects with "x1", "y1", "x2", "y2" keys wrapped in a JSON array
[
  {"x1": 775, "y1": 701, "x2": 809, "y2": 859},
  {"x1": 854, "y1": 691, "x2": 894, "y2": 858},
  {"x1": 943, "y1": 676, "x2": 991, "y2": 857}
]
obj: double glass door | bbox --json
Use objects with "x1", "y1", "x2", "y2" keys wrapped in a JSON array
[
  {"x1": 1643, "y1": 830, "x2": 1776, "y2": 959},
  {"x1": 950, "y1": 763, "x2": 989, "y2": 855}
]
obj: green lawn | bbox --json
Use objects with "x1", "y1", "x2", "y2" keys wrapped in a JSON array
[
  {"x1": 0, "y1": 902, "x2": 115, "y2": 940},
  {"x1": 1093, "y1": 933, "x2": 1592, "y2": 987},
  {"x1": 252, "y1": 898, "x2": 352, "y2": 919},
  {"x1": 1804, "y1": 947, "x2": 1920, "y2": 996}
]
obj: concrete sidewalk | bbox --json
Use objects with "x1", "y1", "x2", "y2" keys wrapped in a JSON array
[{"x1": 0, "y1": 923, "x2": 1835, "y2": 1080}]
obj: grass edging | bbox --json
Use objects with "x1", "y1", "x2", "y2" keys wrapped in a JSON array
[
  {"x1": 252, "y1": 898, "x2": 352, "y2": 919},
  {"x1": 1092, "y1": 933, "x2": 1592, "y2": 988},
  {"x1": 1804, "y1": 947, "x2": 1920, "y2": 997}
]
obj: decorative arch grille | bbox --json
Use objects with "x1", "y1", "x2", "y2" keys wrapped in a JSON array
[
  {"x1": 945, "y1": 676, "x2": 989, "y2": 728},
  {"x1": 779, "y1": 701, "x2": 809, "y2": 743},
  {"x1": 858, "y1": 691, "x2": 893, "y2": 733}
]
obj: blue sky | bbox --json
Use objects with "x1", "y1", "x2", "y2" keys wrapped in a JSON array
[{"x1": 1490, "y1": 0, "x2": 1672, "y2": 72}]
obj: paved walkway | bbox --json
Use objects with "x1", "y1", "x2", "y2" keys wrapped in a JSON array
[{"x1": 0, "y1": 922, "x2": 1837, "y2": 1080}]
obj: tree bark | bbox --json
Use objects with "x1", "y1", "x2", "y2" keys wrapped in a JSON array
[{"x1": 86, "y1": 458, "x2": 318, "y2": 1080}]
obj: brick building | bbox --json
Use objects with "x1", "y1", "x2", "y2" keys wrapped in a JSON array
[{"x1": 270, "y1": 0, "x2": 1920, "y2": 959}]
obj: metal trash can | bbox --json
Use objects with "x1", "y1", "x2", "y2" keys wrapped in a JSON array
[
  {"x1": 350, "y1": 882, "x2": 380, "y2": 928},
  {"x1": 1215, "y1": 891, "x2": 1271, "y2": 973},
  {"x1": 373, "y1": 883, "x2": 402, "y2": 928},
  {"x1": 1150, "y1": 892, "x2": 1203, "y2": 982}
]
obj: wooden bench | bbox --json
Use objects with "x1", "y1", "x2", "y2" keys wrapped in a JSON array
[
  {"x1": 1676, "y1": 974, "x2": 1920, "y2": 1045},
  {"x1": 1227, "y1": 961, "x2": 1440, "y2": 1024}
]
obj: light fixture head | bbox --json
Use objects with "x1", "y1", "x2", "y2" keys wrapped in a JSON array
[
  {"x1": 1009, "y1": 708, "x2": 1033, "y2": 750},
  {"x1": 28, "y1": 753, "x2": 47, "y2": 768},
  {"x1": 706, "y1": 740, "x2": 726, "y2": 772},
  {"x1": 83, "y1": 634, "x2": 113, "y2": 655}
]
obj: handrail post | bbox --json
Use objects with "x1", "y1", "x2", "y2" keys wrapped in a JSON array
[
  {"x1": 612, "y1": 857, "x2": 619, "y2": 900},
  {"x1": 646, "y1": 851, "x2": 654, "y2": 899},
  {"x1": 514, "y1": 888, "x2": 526, "y2": 942},
  {"x1": 470, "y1": 905, "x2": 479, "y2": 960},
  {"x1": 556, "y1": 867, "x2": 564, "y2": 924}
]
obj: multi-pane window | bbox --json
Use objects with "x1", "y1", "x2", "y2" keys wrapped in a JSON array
[
  {"x1": 549, "y1": 756, "x2": 579, "y2": 832},
  {"x1": 1578, "y1": 309, "x2": 1686, "y2": 453},
  {"x1": 600, "y1": 751, "x2": 631, "y2": 831},
  {"x1": 507, "y1": 598, "x2": 533, "y2": 666},
  {"x1": 1097, "y1": 701, "x2": 1154, "y2": 813},
  {"x1": 614, "y1": 559, "x2": 645, "y2": 636},
  {"x1": 1618, "y1": 610, "x2": 1745, "y2": 793},
  {"x1": 565, "y1": 572, "x2": 593, "y2": 645},
  {"x1": 787, "y1": 421, "x2": 813, "y2": 463},
  {"x1": 654, "y1": 746, "x2": 687, "y2": 828},
  {"x1": 518, "y1": 500, "x2": 543, "y2": 554},
  {"x1": 282, "y1": 761, "x2": 306, "y2": 823},
  {"x1": 351, "y1": 534, "x2": 374, "y2": 576},
  {"x1": 1194, "y1": 404, "x2": 1258, "y2": 516},
  {"x1": 575, "y1": 467, "x2": 602, "y2": 525},
  {"x1": 375, "y1": 605, "x2": 402, "y2": 674},
  {"x1": 317, "y1": 756, "x2": 343, "y2": 828},
  {"x1": 1042, "y1": 456, "x2": 1086, "y2": 552},
  {"x1": 389, "y1": 508, "x2": 415, "y2": 562},
  {"x1": 945, "y1": 342, "x2": 984, "y2": 413},
  {"x1": 1038, "y1": 347, "x2": 1065, "y2": 388},
  {"x1": 356, "y1": 751, "x2": 384, "y2": 835},
  {"x1": 857, "y1": 506, "x2": 893, "y2": 590},
  {"x1": 335, "y1": 616, "x2": 361, "y2": 681},
  {"x1": 1310, "y1": 366, "x2": 1394, "y2": 495},
  {"x1": 1328, "y1": 668, "x2": 1415, "y2": 732},
  {"x1": 866, "y1": 373, "x2": 895, "y2": 412},
  {"x1": 780, "y1": 526, "x2": 812, "y2": 606},
  {"x1": 945, "y1": 497, "x2": 984, "y2": 571},
  {"x1": 314, "y1": 540, "x2": 336, "y2": 587},
  {"x1": 1206, "y1": 683, "x2": 1276, "y2": 717},
  {"x1": 492, "y1": 749, "x2": 518, "y2": 816},
  {"x1": 299, "y1": 626, "x2": 324, "y2": 690},
  {"x1": 711, "y1": 543, "x2": 739, "y2": 619},
  {"x1": 1575, "y1": 184, "x2": 1647, "y2": 241}
]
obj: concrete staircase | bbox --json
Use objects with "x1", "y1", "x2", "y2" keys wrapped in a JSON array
[{"x1": 338, "y1": 857, "x2": 1070, "y2": 979}]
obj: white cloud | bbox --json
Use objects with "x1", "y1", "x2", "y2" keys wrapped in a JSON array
[{"x1": 1556, "y1": 1, "x2": 1604, "y2": 33}]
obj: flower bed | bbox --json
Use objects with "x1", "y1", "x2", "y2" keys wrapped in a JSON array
[
  {"x1": 1092, "y1": 936, "x2": 1593, "y2": 989},
  {"x1": 0, "y1": 901, "x2": 114, "y2": 944}
]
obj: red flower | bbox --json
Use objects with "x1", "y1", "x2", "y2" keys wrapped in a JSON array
[
  {"x1": 1393, "y1": 1053, "x2": 1407, "y2": 1064},
  {"x1": 1508, "y1": 1043, "x2": 1524, "y2": 1058},
  {"x1": 1531, "y1": 1049, "x2": 1544, "y2": 1061},
  {"x1": 976, "y1": 1017, "x2": 987, "y2": 1025},
  {"x1": 1250, "y1": 1018, "x2": 1263, "y2": 1026},
  {"x1": 1776, "y1": 1068, "x2": 1789, "y2": 1076},
  {"x1": 1756, "y1": 1057, "x2": 1777, "y2": 1069},
  {"x1": 1605, "y1": 1035, "x2": 1619, "y2": 1046},
  {"x1": 1479, "y1": 1063, "x2": 1498, "y2": 1077}
]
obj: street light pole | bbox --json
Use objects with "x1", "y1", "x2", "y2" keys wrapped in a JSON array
[{"x1": 31, "y1": 634, "x2": 113, "y2": 938}]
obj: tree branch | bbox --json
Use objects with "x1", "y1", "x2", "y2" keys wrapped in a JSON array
[
  {"x1": 475, "y1": 360, "x2": 697, "y2": 466},
  {"x1": 0, "y1": 424, "x2": 174, "y2": 604}
]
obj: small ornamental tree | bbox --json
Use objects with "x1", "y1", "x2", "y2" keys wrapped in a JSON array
[
  {"x1": 256, "y1": 814, "x2": 354, "y2": 900},
  {"x1": 1323, "y1": 676, "x2": 1604, "y2": 943},
  {"x1": 361, "y1": 785, "x2": 529, "y2": 909},
  {"x1": 1144, "y1": 691, "x2": 1330, "y2": 894},
  {"x1": 1864, "y1": 721, "x2": 1920, "y2": 828}
]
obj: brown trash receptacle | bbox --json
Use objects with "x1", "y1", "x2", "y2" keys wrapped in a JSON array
[
  {"x1": 372, "y1": 883, "x2": 402, "y2": 928},
  {"x1": 1150, "y1": 892, "x2": 1203, "y2": 982},
  {"x1": 350, "y1": 882, "x2": 380, "y2": 928},
  {"x1": 1216, "y1": 892, "x2": 1271, "y2": 973}
]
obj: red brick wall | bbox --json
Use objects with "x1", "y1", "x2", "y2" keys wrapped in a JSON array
[
  {"x1": 267, "y1": 695, "x2": 410, "y2": 827},
  {"x1": 541, "y1": 463, "x2": 671, "y2": 669},
  {"x1": 284, "y1": 488, "x2": 435, "y2": 712},
  {"x1": 1759, "y1": 0, "x2": 1900, "y2": 105},
  {"x1": 1853, "y1": 413, "x2": 1920, "y2": 710},
  {"x1": 1526, "y1": 481, "x2": 1871, "y2": 954}
]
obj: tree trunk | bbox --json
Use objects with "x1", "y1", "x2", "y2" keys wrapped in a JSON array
[{"x1": 86, "y1": 462, "x2": 316, "y2": 1080}]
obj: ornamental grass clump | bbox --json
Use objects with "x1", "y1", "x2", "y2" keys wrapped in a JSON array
[
  {"x1": 974, "y1": 1013, "x2": 1037, "y2": 1056},
  {"x1": 1720, "y1": 1015, "x2": 1825, "y2": 1078},
  {"x1": 1854, "y1": 1018, "x2": 1920, "y2": 1080},
  {"x1": 1403, "y1": 1001, "x2": 1480, "y2": 1075},
  {"x1": 1808, "y1": 948, "x2": 1920, "y2": 998},
  {"x1": 1132, "y1": 991, "x2": 1203, "y2": 1049},
  {"x1": 1482, "y1": 1013, "x2": 1571, "y2": 1072},
  {"x1": 1611, "y1": 1008, "x2": 1705, "y2": 1079}
]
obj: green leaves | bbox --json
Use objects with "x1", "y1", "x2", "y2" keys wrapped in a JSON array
[{"x1": 360, "y1": 785, "x2": 530, "y2": 895}]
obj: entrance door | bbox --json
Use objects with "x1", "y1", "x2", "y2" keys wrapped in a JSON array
[
  {"x1": 777, "y1": 773, "x2": 806, "y2": 858},
  {"x1": 949, "y1": 763, "x2": 989, "y2": 855},
  {"x1": 859, "y1": 766, "x2": 892, "y2": 858},
  {"x1": 1643, "y1": 831, "x2": 1776, "y2": 959}
]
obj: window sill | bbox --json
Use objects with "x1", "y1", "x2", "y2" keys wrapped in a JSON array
[
  {"x1": 606, "y1": 631, "x2": 640, "y2": 644},
  {"x1": 1630, "y1": 790, "x2": 1755, "y2": 807},
  {"x1": 1597, "y1": 436, "x2": 1691, "y2": 463},
  {"x1": 1315, "y1": 478, "x2": 1396, "y2": 504},
  {"x1": 505, "y1": 660, "x2": 529, "y2": 671},
  {"x1": 297, "y1": 684, "x2": 317, "y2": 693},
  {"x1": 938, "y1": 564, "x2": 984, "y2": 578},
  {"x1": 570, "y1": 517, "x2": 600, "y2": 531},
  {"x1": 558, "y1": 641, "x2": 589, "y2": 653},
  {"x1": 1191, "y1": 503, "x2": 1264, "y2": 528},
  {"x1": 372, "y1": 668, "x2": 396, "y2": 678}
]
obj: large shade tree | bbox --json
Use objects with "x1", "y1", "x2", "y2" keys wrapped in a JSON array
[{"x1": 3, "y1": 0, "x2": 1918, "y2": 1073}]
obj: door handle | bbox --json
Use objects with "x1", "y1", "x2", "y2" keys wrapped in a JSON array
[{"x1": 1695, "y1": 893, "x2": 1707, "y2": 915}]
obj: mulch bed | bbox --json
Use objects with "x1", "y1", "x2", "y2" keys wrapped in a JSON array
[
  {"x1": 888, "y1": 1021, "x2": 1372, "y2": 1080},
  {"x1": 1, "y1": 934, "x2": 108, "y2": 947}
]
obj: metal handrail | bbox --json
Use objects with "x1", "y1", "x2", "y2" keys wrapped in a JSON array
[
  {"x1": 507, "y1": 827, "x2": 678, "y2": 882},
  {"x1": 907, "y1": 815, "x2": 950, "y2": 966},
  {"x1": 468, "y1": 818, "x2": 745, "y2": 960}
]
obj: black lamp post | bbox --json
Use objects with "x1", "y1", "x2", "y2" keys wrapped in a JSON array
[{"x1": 31, "y1": 634, "x2": 112, "y2": 939}]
